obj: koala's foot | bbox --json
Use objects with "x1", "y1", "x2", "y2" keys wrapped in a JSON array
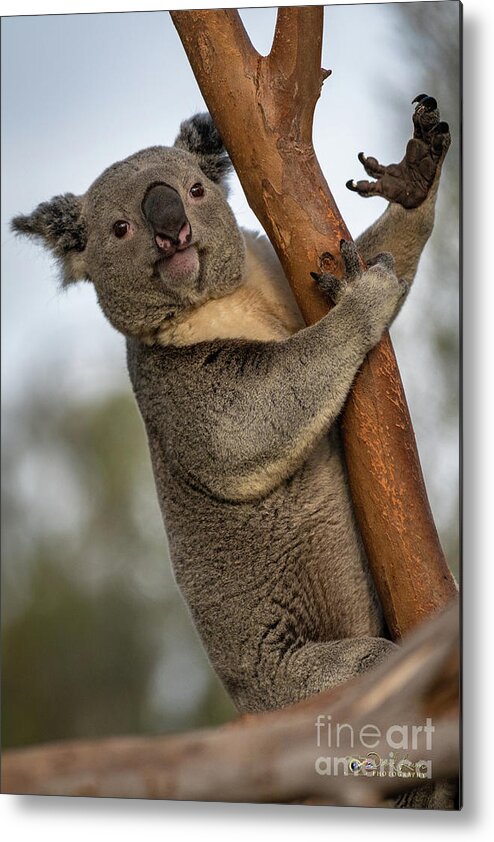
[
  {"x1": 346, "y1": 95, "x2": 451, "y2": 209},
  {"x1": 273, "y1": 636, "x2": 397, "y2": 707}
]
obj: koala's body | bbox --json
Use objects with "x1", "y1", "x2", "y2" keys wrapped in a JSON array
[{"x1": 13, "y1": 99, "x2": 450, "y2": 715}]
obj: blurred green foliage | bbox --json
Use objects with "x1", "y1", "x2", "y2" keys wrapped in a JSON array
[{"x1": 1, "y1": 389, "x2": 235, "y2": 749}]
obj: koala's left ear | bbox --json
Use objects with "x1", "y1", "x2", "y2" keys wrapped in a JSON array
[
  {"x1": 174, "y1": 113, "x2": 233, "y2": 189},
  {"x1": 11, "y1": 192, "x2": 88, "y2": 286}
]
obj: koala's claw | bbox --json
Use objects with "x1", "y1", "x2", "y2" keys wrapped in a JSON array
[
  {"x1": 346, "y1": 94, "x2": 451, "y2": 209},
  {"x1": 311, "y1": 271, "x2": 344, "y2": 304},
  {"x1": 412, "y1": 93, "x2": 437, "y2": 111},
  {"x1": 357, "y1": 152, "x2": 385, "y2": 179},
  {"x1": 311, "y1": 240, "x2": 362, "y2": 304},
  {"x1": 339, "y1": 239, "x2": 362, "y2": 281}
]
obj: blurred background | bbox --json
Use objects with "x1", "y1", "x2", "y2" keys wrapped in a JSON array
[{"x1": 1, "y1": 2, "x2": 460, "y2": 749}]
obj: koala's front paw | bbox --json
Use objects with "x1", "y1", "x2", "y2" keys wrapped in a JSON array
[
  {"x1": 358, "y1": 253, "x2": 410, "y2": 341},
  {"x1": 312, "y1": 240, "x2": 409, "y2": 342},
  {"x1": 346, "y1": 95, "x2": 451, "y2": 209},
  {"x1": 311, "y1": 239, "x2": 362, "y2": 304}
]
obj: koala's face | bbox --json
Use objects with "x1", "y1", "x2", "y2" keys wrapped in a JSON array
[{"x1": 12, "y1": 114, "x2": 246, "y2": 339}]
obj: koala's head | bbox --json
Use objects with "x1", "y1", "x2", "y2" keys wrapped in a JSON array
[{"x1": 12, "y1": 114, "x2": 246, "y2": 340}]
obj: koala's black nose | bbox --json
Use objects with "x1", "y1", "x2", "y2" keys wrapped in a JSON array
[{"x1": 142, "y1": 183, "x2": 188, "y2": 245}]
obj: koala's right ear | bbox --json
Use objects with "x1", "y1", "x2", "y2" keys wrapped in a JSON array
[
  {"x1": 11, "y1": 192, "x2": 88, "y2": 286},
  {"x1": 174, "y1": 113, "x2": 232, "y2": 189}
]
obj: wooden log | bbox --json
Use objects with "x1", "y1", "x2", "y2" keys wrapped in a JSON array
[{"x1": 2, "y1": 602, "x2": 459, "y2": 804}]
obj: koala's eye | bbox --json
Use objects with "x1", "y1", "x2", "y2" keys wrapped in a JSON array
[
  {"x1": 189, "y1": 183, "x2": 205, "y2": 199},
  {"x1": 113, "y1": 220, "x2": 131, "y2": 239}
]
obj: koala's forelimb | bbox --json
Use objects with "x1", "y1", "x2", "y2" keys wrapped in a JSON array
[
  {"x1": 352, "y1": 96, "x2": 451, "y2": 283},
  {"x1": 357, "y1": 193, "x2": 435, "y2": 285},
  {"x1": 149, "y1": 244, "x2": 407, "y2": 504}
]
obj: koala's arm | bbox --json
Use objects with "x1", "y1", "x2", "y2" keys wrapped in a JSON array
[
  {"x1": 351, "y1": 95, "x2": 451, "y2": 284},
  {"x1": 356, "y1": 180, "x2": 439, "y2": 284},
  {"x1": 156, "y1": 245, "x2": 407, "y2": 503}
]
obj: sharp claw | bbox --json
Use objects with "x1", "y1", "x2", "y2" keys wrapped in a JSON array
[
  {"x1": 412, "y1": 93, "x2": 429, "y2": 104},
  {"x1": 346, "y1": 179, "x2": 358, "y2": 191}
]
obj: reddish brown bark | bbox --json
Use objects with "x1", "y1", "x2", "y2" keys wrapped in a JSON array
[{"x1": 170, "y1": 6, "x2": 457, "y2": 639}]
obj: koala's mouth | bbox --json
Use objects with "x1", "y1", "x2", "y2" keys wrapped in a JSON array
[
  {"x1": 153, "y1": 222, "x2": 200, "y2": 281},
  {"x1": 156, "y1": 243, "x2": 200, "y2": 282}
]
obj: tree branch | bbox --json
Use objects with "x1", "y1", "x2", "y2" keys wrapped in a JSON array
[
  {"x1": 266, "y1": 6, "x2": 325, "y2": 140},
  {"x1": 170, "y1": 6, "x2": 457, "y2": 639},
  {"x1": 2, "y1": 603, "x2": 459, "y2": 804}
]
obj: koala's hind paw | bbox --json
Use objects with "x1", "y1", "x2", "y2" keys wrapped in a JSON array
[
  {"x1": 311, "y1": 239, "x2": 362, "y2": 304},
  {"x1": 346, "y1": 95, "x2": 451, "y2": 209}
]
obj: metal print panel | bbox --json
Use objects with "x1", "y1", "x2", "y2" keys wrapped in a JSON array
[{"x1": 1, "y1": 1, "x2": 461, "y2": 810}]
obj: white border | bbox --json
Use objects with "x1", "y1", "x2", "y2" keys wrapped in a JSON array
[{"x1": 1, "y1": 0, "x2": 448, "y2": 16}]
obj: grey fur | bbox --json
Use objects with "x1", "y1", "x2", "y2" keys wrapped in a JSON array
[
  {"x1": 174, "y1": 113, "x2": 233, "y2": 187},
  {"x1": 12, "y1": 193, "x2": 87, "y2": 285},
  {"x1": 12, "y1": 108, "x2": 449, "y2": 716}
]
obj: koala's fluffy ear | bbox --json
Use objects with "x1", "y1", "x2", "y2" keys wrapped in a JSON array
[
  {"x1": 174, "y1": 113, "x2": 232, "y2": 188},
  {"x1": 11, "y1": 193, "x2": 88, "y2": 286}
]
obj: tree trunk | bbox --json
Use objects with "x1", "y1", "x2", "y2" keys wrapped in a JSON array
[{"x1": 170, "y1": 6, "x2": 457, "y2": 639}]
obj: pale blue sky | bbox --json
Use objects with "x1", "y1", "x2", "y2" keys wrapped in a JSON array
[{"x1": 1, "y1": 6, "x2": 414, "y2": 402}]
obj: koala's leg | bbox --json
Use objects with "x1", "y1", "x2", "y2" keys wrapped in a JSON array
[
  {"x1": 349, "y1": 95, "x2": 451, "y2": 284},
  {"x1": 269, "y1": 637, "x2": 396, "y2": 708}
]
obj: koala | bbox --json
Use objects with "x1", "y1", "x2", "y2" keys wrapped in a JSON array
[{"x1": 12, "y1": 96, "x2": 450, "y2": 716}]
